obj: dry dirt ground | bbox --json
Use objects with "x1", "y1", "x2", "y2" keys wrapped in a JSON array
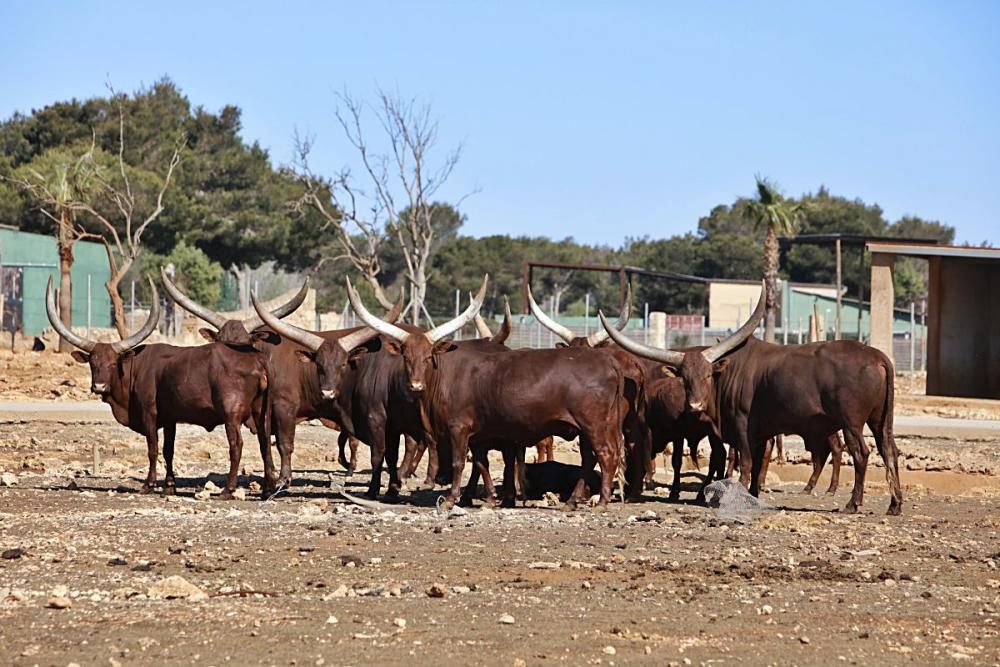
[{"x1": 1, "y1": 350, "x2": 999, "y2": 666}]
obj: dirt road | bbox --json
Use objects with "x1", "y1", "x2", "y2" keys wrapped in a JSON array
[{"x1": 1, "y1": 416, "x2": 999, "y2": 666}]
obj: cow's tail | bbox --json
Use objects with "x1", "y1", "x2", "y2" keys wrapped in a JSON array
[
  {"x1": 877, "y1": 355, "x2": 903, "y2": 513},
  {"x1": 257, "y1": 371, "x2": 272, "y2": 446},
  {"x1": 614, "y1": 364, "x2": 628, "y2": 503},
  {"x1": 688, "y1": 438, "x2": 701, "y2": 469}
]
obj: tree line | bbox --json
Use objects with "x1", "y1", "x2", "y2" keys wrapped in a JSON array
[{"x1": 0, "y1": 79, "x2": 954, "y2": 340}]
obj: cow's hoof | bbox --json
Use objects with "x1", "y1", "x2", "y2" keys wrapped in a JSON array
[
  {"x1": 843, "y1": 502, "x2": 860, "y2": 514},
  {"x1": 457, "y1": 495, "x2": 475, "y2": 508},
  {"x1": 162, "y1": 485, "x2": 176, "y2": 497},
  {"x1": 825, "y1": 487, "x2": 838, "y2": 495},
  {"x1": 218, "y1": 489, "x2": 235, "y2": 501},
  {"x1": 668, "y1": 490, "x2": 680, "y2": 501},
  {"x1": 140, "y1": 485, "x2": 155, "y2": 495},
  {"x1": 499, "y1": 497, "x2": 515, "y2": 509},
  {"x1": 886, "y1": 503, "x2": 902, "y2": 516}
]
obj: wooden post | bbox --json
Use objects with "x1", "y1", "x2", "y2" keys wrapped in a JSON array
[
  {"x1": 869, "y1": 252, "x2": 895, "y2": 366},
  {"x1": 835, "y1": 237, "x2": 842, "y2": 340}
]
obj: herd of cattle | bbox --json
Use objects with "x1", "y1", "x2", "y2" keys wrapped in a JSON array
[{"x1": 43, "y1": 270, "x2": 903, "y2": 516}]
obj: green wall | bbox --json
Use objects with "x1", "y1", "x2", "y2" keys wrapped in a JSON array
[
  {"x1": 784, "y1": 284, "x2": 922, "y2": 339},
  {"x1": 0, "y1": 228, "x2": 112, "y2": 336}
]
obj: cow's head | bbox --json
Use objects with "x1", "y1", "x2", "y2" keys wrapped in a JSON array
[
  {"x1": 250, "y1": 291, "x2": 404, "y2": 401},
  {"x1": 45, "y1": 277, "x2": 160, "y2": 398},
  {"x1": 600, "y1": 283, "x2": 765, "y2": 415},
  {"x1": 347, "y1": 275, "x2": 488, "y2": 394},
  {"x1": 527, "y1": 283, "x2": 631, "y2": 349},
  {"x1": 161, "y1": 267, "x2": 307, "y2": 346}
]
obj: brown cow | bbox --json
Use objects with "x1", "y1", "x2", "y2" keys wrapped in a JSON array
[
  {"x1": 526, "y1": 284, "x2": 650, "y2": 499},
  {"x1": 46, "y1": 278, "x2": 271, "y2": 498},
  {"x1": 347, "y1": 277, "x2": 629, "y2": 509},
  {"x1": 600, "y1": 286, "x2": 903, "y2": 515}
]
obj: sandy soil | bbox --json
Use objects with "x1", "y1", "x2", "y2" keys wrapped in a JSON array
[{"x1": 1, "y1": 415, "x2": 999, "y2": 667}]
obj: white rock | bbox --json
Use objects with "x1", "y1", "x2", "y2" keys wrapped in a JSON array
[
  {"x1": 528, "y1": 561, "x2": 561, "y2": 570},
  {"x1": 325, "y1": 615, "x2": 338, "y2": 625},
  {"x1": 448, "y1": 506, "x2": 468, "y2": 518},
  {"x1": 193, "y1": 490, "x2": 211, "y2": 501},
  {"x1": 393, "y1": 617, "x2": 406, "y2": 628},
  {"x1": 232, "y1": 488, "x2": 247, "y2": 501},
  {"x1": 203, "y1": 480, "x2": 221, "y2": 493},
  {"x1": 499, "y1": 613, "x2": 516, "y2": 625},
  {"x1": 146, "y1": 575, "x2": 207, "y2": 601},
  {"x1": 0, "y1": 472, "x2": 16, "y2": 487},
  {"x1": 603, "y1": 646, "x2": 617, "y2": 655}
]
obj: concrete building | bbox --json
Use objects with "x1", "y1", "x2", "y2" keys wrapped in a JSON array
[
  {"x1": 707, "y1": 277, "x2": 921, "y2": 340},
  {"x1": 0, "y1": 226, "x2": 112, "y2": 336},
  {"x1": 867, "y1": 242, "x2": 1000, "y2": 398}
]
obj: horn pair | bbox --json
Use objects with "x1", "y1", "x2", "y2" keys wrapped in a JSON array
[
  {"x1": 250, "y1": 290, "x2": 405, "y2": 353},
  {"x1": 527, "y1": 284, "x2": 631, "y2": 346},
  {"x1": 45, "y1": 277, "x2": 160, "y2": 353},
  {"x1": 161, "y1": 268, "x2": 309, "y2": 332},
  {"x1": 346, "y1": 275, "x2": 489, "y2": 344},
  {"x1": 598, "y1": 282, "x2": 766, "y2": 365},
  {"x1": 474, "y1": 296, "x2": 512, "y2": 343}
]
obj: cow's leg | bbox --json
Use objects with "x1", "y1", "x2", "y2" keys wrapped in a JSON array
[
  {"x1": 543, "y1": 436, "x2": 554, "y2": 462},
  {"x1": 271, "y1": 403, "x2": 297, "y2": 491},
  {"x1": 500, "y1": 445, "x2": 518, "y2": 508},
  {"x1": 775, "y1": 434, "x2": 785, "y2": 465},
  {"x1": 461, "y1": 445, "x2": 492, "y2": 506},
  {"x1": 725, "y1": 442, "x2": 738, "y2": 479},
  {"x1": 567, "y1": 438, "x2": 598, "y2": 509},
  {"x1": 337, "y1": 431, "x2": 351, "y2": 472},
  {"x1": 399, "y1": 435, "x2": 422, "y2": 482},
  {"x1": 826, "y1": 432, "x2": 844, "y2": 494},
  {"x1": 252, "y1": 404, "x2": 277, "y2": 497},
  {"x1": 382, "y1": 430, "x2": 404, "y2": 501},
  {"x1": 842, "y1": 426, "x2": 870, "y2": 513},
  {"x1": 443, "y1": 427, "x2": 472, "y2": 509},
  {"x1": 432, "y1": 437, "x2": 452, "y2": 486},
  {"x1": 697, "y1": 432, "x2": 727, "y2": 501},
  {"x1": 514, "y1": 445, "x2": 527, "y2": 502},
  {"x1": 868, "y1": 412, "x2": 902, "y2": 516},
  {"x1": 140, "y1": 416, "x2": 159, "y2": 494},
  {"x1": 593, "y1": 430, "x2": 618, "y2": 508},
  {"x1": 758, "y1": 438, "x2": 774, "y2": 491},
  {"x1": 802, "y1": 435, "x2": 828, "y2": 494},
  {"x1": 478, "y1": 447, "x2": 499, "y2": 505},
  {"x1": 623, "y1": 425, "x2": 648, "y2": 502},
  {"x1": 364, "y1": 418, "x2": 388, "y2": 500},
  {"x1": 162, "y1": 423, "x2": 177, "y2": 496},
  {"x1": 669, "y1": 438, "x2": 684, "y2": 500},
  {"x1": 219, "y1": 421, "x2": 244, "y2": 500}
]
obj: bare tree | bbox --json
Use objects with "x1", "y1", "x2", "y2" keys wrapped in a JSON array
[
  {"x1": 292, "y1": 89, "x2": 465, "y2": 324},
  {"x1": 70, "y1": 101, "x2": 183, "y2": 337}
]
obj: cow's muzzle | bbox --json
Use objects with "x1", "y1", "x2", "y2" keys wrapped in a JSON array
[
  {"x1": 688, "y1": 400, "x2": 704, "y2": 413},
  {"x1": 322, "y1": 388, "x2": 338, "y2": 401},
  {"x1": 92, "y1": 383, "x2": 110, "y2": 396},
  {"x1": 409, "y1": 382, "x2": 425, "y2": 393}
]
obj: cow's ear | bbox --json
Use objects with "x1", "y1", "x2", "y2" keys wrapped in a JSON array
[
  {"x1": 70, "y1": 350, "x2": 90, "y2": 364},
  {"x1": 382, "y1": 338, "x2": 402, "y2": 356},
  {"x1": 348, "y1": 347, "x2": 369, "y2": 363},
  {"x1": 432, "y1": 340, "x2": 457, "y2": 356},
  {"x1": 712, "y1": 358, "x2": 731, "y2": 375},
  {"x1": 199, "y1": 328, "x2": 218, "y2": 342},
  {"x1": 295, "y1": 350, "x2": 316, "y2": 364},
  {"x1": 252, "y1": 330, "x2": 280, "y2": 345},
  {"x1": 660, "y1": 365, "x2": 677, "y2": 378}
]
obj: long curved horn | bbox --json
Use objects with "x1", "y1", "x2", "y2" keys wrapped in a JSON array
[
  {"x1": 111, "y1": 278, "x2": 160, "y2": 353},
  {"x1": 598, "y1": 310, "x2": 685, "y2": 367},
  {"x1": 492, "y1": 296, "x2": 512, "y2": 344},
  {"x1": 346, "y1": 278, "x2": 410, "y2": 343},
  {"x1": 251, "y1": 290, "x2": 325, "y2": 352},
  {"x1": 337, "y1": 291, "x2": 405, "y2": 352},
  {"x1": 425, "y1": 274, "x2": 488, "y2": 344},
  {"x1": 586, "y1": 283, "x2": 632, "y2": 347},
  {"x1": 242, "y1": 277, "x2": 311, "y2": 331},
  {"x1": 45, "y1": 277, "x2": 96, "y2": 352},
  {"x1": 702, "y1": 281, "x2": 765, "y2": 363},
  {"x1": 526, "y1": 284, "x2": 574, "y2": 344},
  {"x1": 161, "y1": 267, "x2": 227, "y2": 329}
]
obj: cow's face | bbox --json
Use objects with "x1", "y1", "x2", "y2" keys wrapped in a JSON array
[
  {"x1": 298, "y1": 341, "x2": 367, "y2": 401},
  {"x1": 70, "y1": 343, "x2": 122, "y2": 398},
  {"x1": 382, "y1": 335, "x2": 456, "y2": 394},
  {"x1": 677, "y1": 351, "x2": 715, "y2": 415}
]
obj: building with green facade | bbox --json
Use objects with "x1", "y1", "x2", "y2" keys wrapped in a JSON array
[{"x1": 0, "y1": 226, "x2": 112, "y2": 336}]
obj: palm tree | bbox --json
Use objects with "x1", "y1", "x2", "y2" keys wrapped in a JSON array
[{"x1": 743, "y1": 176, "x2": 803, "y2": 343}]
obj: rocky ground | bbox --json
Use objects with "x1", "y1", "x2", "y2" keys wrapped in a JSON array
[{"x1": 1, "y1": 416, "x2": 999, "y2": 666}]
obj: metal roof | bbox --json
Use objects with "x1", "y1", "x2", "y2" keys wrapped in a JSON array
[
  {"x1": 781, "y1": 233, "x2": 940, "y2": 247},
  {"x1": 865, "y1": 242, "x2": 1000, "y2": 260}
]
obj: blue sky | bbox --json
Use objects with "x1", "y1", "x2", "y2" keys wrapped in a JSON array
[{"x1": 2, "y1": 1, "x2": 998, "y2": 246}]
